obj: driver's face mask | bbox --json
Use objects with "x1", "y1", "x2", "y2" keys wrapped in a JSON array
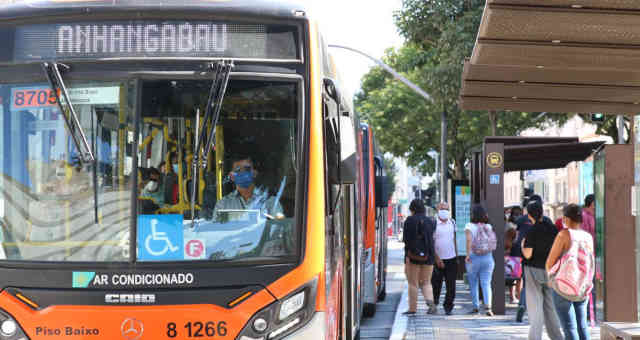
[{"x1": 232, "y1": 164, "x2": 254, "y2": 189}]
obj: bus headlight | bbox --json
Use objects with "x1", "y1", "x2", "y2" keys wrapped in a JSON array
[
  {"x1": 1, "y1": 320, "x2": 16, "y2": 337},
  {"x1": 236, "y1": 277, "x2": 317, "y2": 340},
  {"x1": 0, "y1": 309, "x2": 28, "y2": 340},
  {"x1": 278, "y1": 291, "x2": 305, "y2": 321}
]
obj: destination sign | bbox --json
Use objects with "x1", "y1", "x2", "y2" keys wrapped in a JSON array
[
  {"x1": 3, "y1": 21, "x2": 298, "y2": 63},
  {"x1": 10, "y1": 85, "x2": 119, "y2": 110},
  {"x1": 56, "y1": 23, "x2": 229, "y2": 55}
]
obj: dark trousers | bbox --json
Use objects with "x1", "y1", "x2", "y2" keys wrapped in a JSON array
[{"x1": 431, "y1": 257, "x2": 457, "y2": 312}]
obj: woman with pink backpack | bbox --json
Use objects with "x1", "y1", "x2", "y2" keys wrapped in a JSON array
[
  {"x1": 464, "y1": 204, "x2": 497, "y2": 316},
  {"x1": 546, "y1": 204, "x2": 595, "y2": 340}
]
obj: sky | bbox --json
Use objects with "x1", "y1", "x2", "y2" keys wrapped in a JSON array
[{"x1": 306, "y1": 0, "x2": 405, "y2": 98}]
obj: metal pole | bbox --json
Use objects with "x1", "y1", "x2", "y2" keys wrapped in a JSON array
[
  {"x1": 440, "y1": 108, "x2": 447, "y2": 202},
  {"x1": 617, "y1": 115, "x2": 625, "y2": 144},
  {"x1": 327, "y1": 44, "x2": 432, "y2": 103},
  {"x1": 436, "y1": 155, "x2": 439, "y2": 204}
]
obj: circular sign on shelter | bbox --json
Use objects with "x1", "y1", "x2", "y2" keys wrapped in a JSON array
[{"x1": 486, "y1": 152, "x2": 503, "y2": 169}]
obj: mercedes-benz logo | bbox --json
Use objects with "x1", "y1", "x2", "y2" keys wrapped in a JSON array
[{"x1": 121, "y1": 318, "x2": 144, "y2": 340}]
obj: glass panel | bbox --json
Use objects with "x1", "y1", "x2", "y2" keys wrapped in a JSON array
[
  {"x1": 0, "y1": 80, "x2": 135, "y2": 261},
  {"x1": 136, "y1": 79, "x2": 298, "y2": 263},
  {"x1": 636, "y1": 115, "x2": 640, "y2": 321},
  {"x1": 594, "y1": 153, "x2": 605, "y2": 322}
]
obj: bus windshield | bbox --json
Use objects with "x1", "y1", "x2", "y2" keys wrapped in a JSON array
[{"x1": 0, "y1": 76, "x2": 300, "y2": 264}]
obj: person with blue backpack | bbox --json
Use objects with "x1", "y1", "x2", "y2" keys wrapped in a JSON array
[{"x1": 464, "y1": 204, "x2": 497, "y2": 316}]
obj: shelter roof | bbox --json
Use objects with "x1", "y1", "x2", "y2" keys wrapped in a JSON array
[
  {"x1": 460, "y1": 0, "x2": 640, "y2": 114},
  {"x1": 485, "y1": 137, "x2": 604, "y2": 171}
]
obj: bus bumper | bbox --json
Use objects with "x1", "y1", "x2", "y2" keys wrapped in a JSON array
[{"x1": 280, "y1": 312, "x2": 325, "y2": 340}]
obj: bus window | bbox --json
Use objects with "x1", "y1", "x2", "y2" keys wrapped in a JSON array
[
  {"x1": 0, "y1": 81, "x2": 135, "y2": 261},
  {"x1": 136, "y1": 79, "x2": 299, "y2": 263}
]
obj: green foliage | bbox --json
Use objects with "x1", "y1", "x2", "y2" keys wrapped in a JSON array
[
  {"x1": 356, "y1": 0, "x2": 568, "y2": 180},
  {"x1": 579, "y1": 114, "x2": 631, "y2": 143},
  {"x1": 383, "y1": 154, "x2": 398, "y2": 199}
]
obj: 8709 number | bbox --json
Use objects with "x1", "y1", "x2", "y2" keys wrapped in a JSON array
[{"x1": 167, "y1": 321, "x2": 227, "y2": 338}]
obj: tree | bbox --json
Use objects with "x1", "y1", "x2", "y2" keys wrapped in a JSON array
[
  {"x1": 580, "y1": 114, "x2": 631, "y2": 143},
  {"x1": 355, "y1": 0, "x2": 567, "y2": 180},
  {"x1": 384, "y1": 154, "x2": 398, "y2": 197}
]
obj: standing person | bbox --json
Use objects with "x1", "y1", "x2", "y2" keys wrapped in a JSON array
[
  {"x1": 521, "y1": 201, "x2": 563, "y2": 340},
  {"x1": 465, "y1": 204, "x2": 496, "y2": 316},
  {"x1": 402, "y1": 199, "x2": 437, "y2": 315},
  {"x1": 581, "y1": 194, "x2": 597, "y2": 325},
  {"x1": 505, "y1": 227, "x2": 520, "y2": 304},
  {"x1": 581, "y1": 194, "x2": 595, "y2": 242},
  {"x1": 431, "y1": 202, "x2": 458, "y2": 315},
  {"x1": 507, "y1": 206, "x2": 523, "y2": 230},
  {"x1": 514, "y1": 194, "x2": 552, "y2": 322},
  {"x1": 546, "y1": 204, "x2": 595, "y2": 340},
  {"x1": 507, "y1": 206, "x2": 523, "y2": 303}
]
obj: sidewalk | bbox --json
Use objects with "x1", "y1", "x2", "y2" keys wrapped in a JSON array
[{"x1": 389, "y1": 277, "x2": 601, "y2": 340}]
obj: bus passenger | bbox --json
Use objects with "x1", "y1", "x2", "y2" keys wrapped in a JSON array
[
  {"x1": 140, "y1": 167, "x2": 165, "y2": 206},
  {"x1": 164, "y1": 152, "x2": 181, "y2": 205},
  {"x1": 210, "y1": 154, "x2": 283, "y2": 222}
]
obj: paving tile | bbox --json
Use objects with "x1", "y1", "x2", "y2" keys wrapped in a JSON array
[{"x1": 390, "y1": 281, "x2": 602, "y2": 340}]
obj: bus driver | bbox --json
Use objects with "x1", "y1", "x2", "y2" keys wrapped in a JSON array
[{"x1": 210, "y1": 154, "x2": 284, "y2": 222}]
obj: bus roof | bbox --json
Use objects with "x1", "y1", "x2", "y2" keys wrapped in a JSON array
[{"x1": 0, "y1": 0, "x2": 309, "y2": 21}]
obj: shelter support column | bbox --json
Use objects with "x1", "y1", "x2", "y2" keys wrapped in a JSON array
[
  {"x1": 471, "y1": 151, "x2": 482, "y2": 204},
  {"x1": 597, "y1": 145, "x2": 637, "y2": 322},
  {"x1": 484, "y1": 143, "x2": 505, "y2": 315}
]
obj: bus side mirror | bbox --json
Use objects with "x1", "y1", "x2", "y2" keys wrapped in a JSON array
[
  {"x1": 375, "y1": 175, "x2": 389, "y2": 207},
  {"x1": 339, "y1": 116, "x2": 357, "y2": 184},
  {"x1": 323, "y1": 78, "x2": 340, "y2": 105}
]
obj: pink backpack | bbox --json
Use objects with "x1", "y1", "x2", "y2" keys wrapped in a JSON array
[
  {"x1": 548, "y1": 229, "x2": 595, "y2": 302},
  {"x1": 505, "y1": 256, "x2": 523, "y2": 279},
  {"x1": 471, "y1": 223, "x2": 497, "y2": 255}
]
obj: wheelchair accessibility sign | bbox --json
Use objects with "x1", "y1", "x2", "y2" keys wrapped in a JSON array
[{"x1": 137, "y1": 214, "x2": 184, "y2": 261}]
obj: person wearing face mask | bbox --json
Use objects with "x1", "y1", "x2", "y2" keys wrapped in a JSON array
[
  {"x1": 140, "y1": 167, "x2": 165, "y2": 206},
  {"x1": 430, "y1": 202, "x2": 458, "y2": 315},
  {"x1": 211, "y1": 154, "x2": 283, "y2": 222}
]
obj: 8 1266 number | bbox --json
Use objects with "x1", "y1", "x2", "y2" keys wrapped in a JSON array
[{"x1": 167, "y1": 321, "x2": 227, "y2": 338}]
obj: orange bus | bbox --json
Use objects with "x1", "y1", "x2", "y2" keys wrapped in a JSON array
[
  {"x1": 359, "y1": 123, "x2": 388, "y2": 318},
  {"x1": 0, "y1": 1, "x2": 386, "y2": 340}
]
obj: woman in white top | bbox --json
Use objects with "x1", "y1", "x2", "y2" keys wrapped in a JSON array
[{"x1": 546, "y1": 204, "x2": 595, "y2": 340}]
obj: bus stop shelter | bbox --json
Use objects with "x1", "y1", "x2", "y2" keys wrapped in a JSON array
[
  {"x1": 458, "y1": 1, "x2": 640, "y2": 321},
  {"x1": 470, "y1": 137, "x2": 604, "y2": 315},
  {"x1": 459, "y1": 1, "x2": 640, "y2": 114}
]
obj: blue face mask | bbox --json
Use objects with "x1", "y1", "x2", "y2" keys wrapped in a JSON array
[
  {"x1": 233, "y1": 170, "x2": 254, "y2": 189},
  {"x1": 172, "y1": 164, "x2": 178, "y2": 173}
]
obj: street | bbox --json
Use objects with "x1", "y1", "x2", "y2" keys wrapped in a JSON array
[{"x1": 359, "y1": 237, "x2": 404, "y2": 340}]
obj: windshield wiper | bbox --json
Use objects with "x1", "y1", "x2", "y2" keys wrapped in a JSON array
[
  {"x1": 42, "y1": 62, "x2": 95, "y2": 164},
  {"x1": 191, "y1": 60, "x2": 233, "y2": 227},
  {"x1": 196, "y1": 60, "x2": 233, "y2": 170}
]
